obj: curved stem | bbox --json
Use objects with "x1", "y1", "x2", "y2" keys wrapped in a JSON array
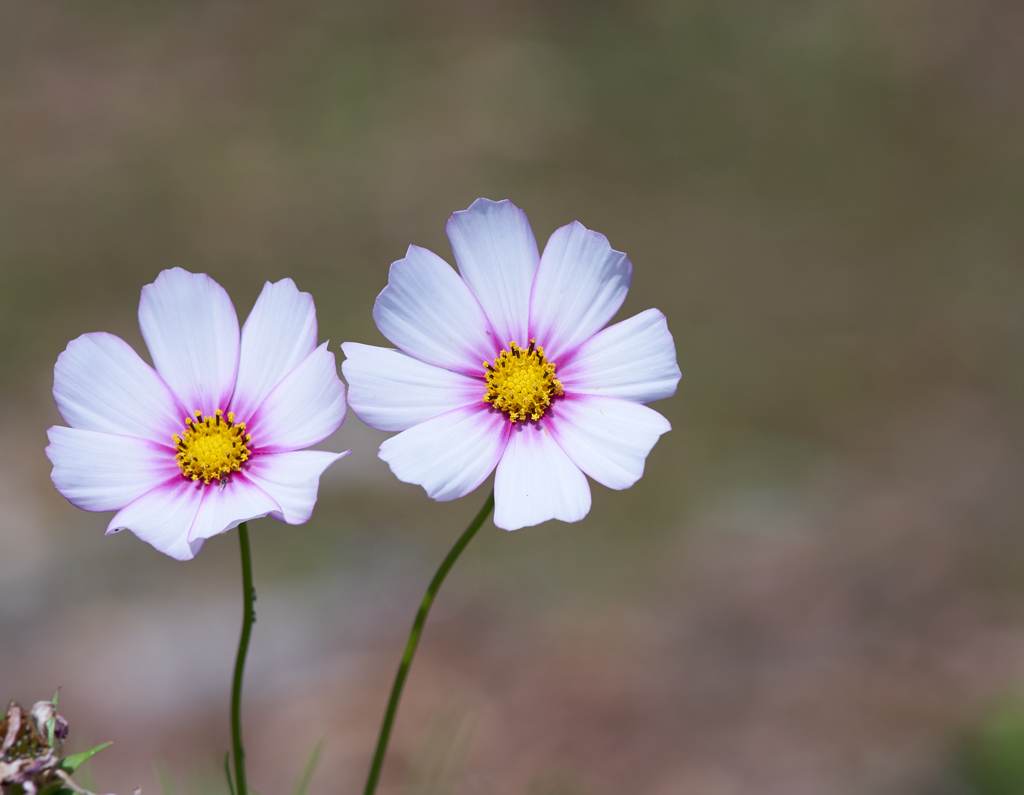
[
  {"x1": 232, "y1": 522, "x2": 256, "y2": 795},
  {"x1": 363, "y1": 491, "x2": 495, "y2": 795}
]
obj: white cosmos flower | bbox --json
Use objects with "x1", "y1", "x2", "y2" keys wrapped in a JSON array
[
  {"x1": 46, "y1": 268, "x2": 350, "y2": 561},
  {"x1": 341, "y1": 198, "x2": 680, "y2": 530}
]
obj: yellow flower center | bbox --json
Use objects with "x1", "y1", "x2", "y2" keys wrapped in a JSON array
[
  {"x1": 483, "y1": 339, "x2": 563, "y2": 423},
  {"x1": 173, "y1": 410, "x2": 252, "y2": 484}
]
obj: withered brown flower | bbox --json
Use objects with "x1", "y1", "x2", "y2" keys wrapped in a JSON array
[{"x1": 1, "y1": 699, "x2": 119, "y2": 795}]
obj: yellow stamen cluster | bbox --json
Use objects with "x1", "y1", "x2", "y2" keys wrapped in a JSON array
[
  {"x1": 483, "y1": 339, "x2": 563, "y2": 422},
  {"x1": 173, "y1": 410, "x2": 251, "y2": 484}
]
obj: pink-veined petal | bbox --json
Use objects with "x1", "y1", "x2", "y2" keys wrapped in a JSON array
[
  {"x1": 186, "y1": 475, "x2": 282, "y2": 543},
  {"x1": 558, "y1": 309, "x2": 681, "y2": 404},
  {"x1": 245, "y1": 450, "x2": 351, "y2": 524},
  {"x1": 546, "y1": 395, "x2": 671, "y2": 490},
  {"x1": 138, "y1": 268, "x2": 240, "y2": 416},
  {"x1": 245, "y1": 342, "x2": 346, "y2": 452},
  {"x1": 53, "y1": 332, "x2": 185, "y2": 443},
  {"x1": 529, "y1": 221, "x2": 632, "y2": 361},
  {"x1": 372, "y1": 245, "x2": 497, "y2": 375},
  {"x1": 494, "y1": 420, "x2": 591, "y2": 530},
  {"x1": 232, "y1": 278, "x2": 318, "y2": 421},
  {"x1": 446, "y1": 198, "x2": 538, "y2": 348},
  {"x1": 106, "y1": 479, "x2": 205, "y2": 561},
  {"x1": 340, "y1": 342, "x2": 483, "y2": 432},
  {"x1": 46, "y1": 426, "x2": 180, "y2": 512},
  {"x1": 379, "y1": 404, "x2": 510, "y2": 502}
]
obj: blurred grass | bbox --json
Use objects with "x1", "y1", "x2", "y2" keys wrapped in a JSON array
[{"x1": 960, "y1": 697, "x2": 1024, "y2": 795}]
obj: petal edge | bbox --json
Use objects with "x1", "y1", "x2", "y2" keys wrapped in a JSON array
[
  {"x1": 379, "y1": 404, "x2": 509, "y2": 502},
  {"x1": 493, "y1": 420, "x2": 591, "y2": 530}
]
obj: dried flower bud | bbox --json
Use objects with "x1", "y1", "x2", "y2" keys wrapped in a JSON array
[
  {"x1": 28, "y1": 700, "x2": 69, "y2": 749},
  {"x1": 0, "y1": 698, "x2": 122, "y2": 795}
]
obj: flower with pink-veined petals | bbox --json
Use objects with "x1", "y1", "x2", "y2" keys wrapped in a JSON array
[
  {"x1": 46, "y1": 268, "x2": 350, "y2": 560},
  {"x1": 341, "y1": 198, "x2": 680, "y2": 530}
]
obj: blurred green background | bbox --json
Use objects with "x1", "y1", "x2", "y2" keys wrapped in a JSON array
[{"x1": 2, "y1": 1, "x2": 1024, "y2": 793}]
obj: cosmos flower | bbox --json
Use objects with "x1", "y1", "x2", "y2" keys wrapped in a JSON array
[
  {"x1": 341, "y1": 199, "x2": 680, "y2": 530},
  {"x1": 46, "y1": 269, "x2": 349, "y2": 560}
]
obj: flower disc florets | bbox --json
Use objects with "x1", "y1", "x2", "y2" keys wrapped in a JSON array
[
  {"x1": 173, "y1": 409, "x2": 251, "y2": 484},
  {"x1": 483, "y1": 339, "x2": 563, "y2": 422}
]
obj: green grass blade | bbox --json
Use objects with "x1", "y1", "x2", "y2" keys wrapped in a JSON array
[
  {"x1": 291, "y1": 739, "x2": 325, "y2": 795},
  {"x1": 47, "y1": 687, "x2": 61, "y2": 746},
  {"x1": 224, "y1": 751, "x2": 236, "y2": 795}
]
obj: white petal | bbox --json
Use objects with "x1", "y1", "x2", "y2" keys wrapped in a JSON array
[
  {"x1": 46, "y1": 426, "x2": 180, "y2": 512},
  {"x1": 232, "y1": 278, "x2": 318, "y2": 421},
  {"x1": 494, "y1": 421, "x2": 591, "y2": 530},
  {"x1": 138, "y1": 268, "x2": 240, "y2": 416},
  {"x1": 558, "y1": 309, "x2": 681, "y2": 403},
  {"x1": 53, "y1": 332, "x2": 185, "y2": 443},
  {"x1": 379, "y1": 404, "x2": 510, "y2": 501},
  {"x1": 107, "y1": 480, "x2": 205, "y2": 561},
  {"x1": 372, "y1": 245, "x2": 497, "y2": 375},
  {"x1": 340, "y1": 342, "x2": 483, "y2": 432},
  {"x1": 529, "y1": 221, "x2": 632, "y2": 361},
  {"x1": 245, "y1": 450, "x2": 351, "y2": 524},
  {"x1": 446, "y1": 198, "x2": 538, "y2": 348},
  {"x1": 546, "y1": 395, "x2": 671, "y2": 490},
  {"x1": 245, "y1": 342, "x2": 346, "y2": 452},
  {"x1": 187, "y1": 475, "x2": 282, "y2": 543}
]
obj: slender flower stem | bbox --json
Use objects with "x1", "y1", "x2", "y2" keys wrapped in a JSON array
[
  {"x1": 363, "y1": 491, "x2": 495, "y2": 795},
  {"x1": 232, "y1": 521, "x2": 256, "y2": 795}
]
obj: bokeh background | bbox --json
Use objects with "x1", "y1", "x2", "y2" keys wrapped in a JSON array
[{"x1": 2, "y1": 1, "x2": 1024, "y2": 793}]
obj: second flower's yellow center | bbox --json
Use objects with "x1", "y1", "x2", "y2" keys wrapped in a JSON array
[
  {"x1": 483, "y1": 339, "x2": 563, "y2": 423},
  {"x1": 173, "y1": 410, "x2": 252, "y2": 484}
]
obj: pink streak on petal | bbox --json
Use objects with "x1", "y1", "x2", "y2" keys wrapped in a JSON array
[
  {"x1": 373, "y1": 245, "x2": 499, "y2": 375},
  {"x1": 186, "y1": 474, "x2": 282, "y2": 544},
  {"x1": 529, "y1": 221, "x2": 632, "y2": 362},
  {"x1": 544, "y1": 393, "x2": 671, "y2": 491},
  {"x1": 245, "y1": 342, "x2": 347, "y2": 452},
  {"x1": 245, "y1": 450, "x2": 351, "y2": 525},
  {"x1": 232, "y1": 278, "x2": 319, "y2": 421},
  {"x1": 46, "y1": 426, "x2": 179, "y2": 513},
  {"x1": 379, "y1": 403, "x2": 510, "y2": 502},
  {"x1": 340, "y1": 342, "x2": 484, "y2": 432},
  {"x1": 107, "y1": 477, "x2": 205, "y2": 561},
  {"x1": 53, "y1": 332, "x2": 186, "y2": 443},
  {"x1": 446, "y1": 199, "x2": 539, "y2": 349},
  {"x1": 138, "y1": 268, "x2": 240, "y2": 417},
  {"x1": 493, "y1": 418, "x2": 591, "y2": 531},
  {"x1": 558, "y1": 308, "x2": 681, "y2": 404}
]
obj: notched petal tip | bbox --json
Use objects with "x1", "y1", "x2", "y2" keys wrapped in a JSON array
[
  {"x1": 266, "y1": 275, "x2": 300, "y2": 291},
  {"x1": 448, "y1": 197, "x2": 522, "y2": 223}
]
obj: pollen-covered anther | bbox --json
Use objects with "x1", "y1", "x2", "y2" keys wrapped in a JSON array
[
  {"x1": 173, "y1": 409, "x2": 252, "y2": 484},
  {"x1": 483, "y1": 339, "x2": 564, "y2": 423}
]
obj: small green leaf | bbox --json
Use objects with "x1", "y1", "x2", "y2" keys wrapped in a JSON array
[
  {"x1": 290, "y1": 738, "x2": 325, "y2": 795},
  {"x1": 59, "y1": 741, "x2": 112, "y2": 773},
  {"x1": 47, "y1": 687, "x2": 61, "y2": 746}
]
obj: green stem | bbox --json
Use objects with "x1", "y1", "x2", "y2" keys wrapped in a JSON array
[
  {"x1": 363, "y1": 491, "x2": 495, "y2": 795},
  {"x1": 232, "y1": 521, "x2": 256, "y2": 795}
]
